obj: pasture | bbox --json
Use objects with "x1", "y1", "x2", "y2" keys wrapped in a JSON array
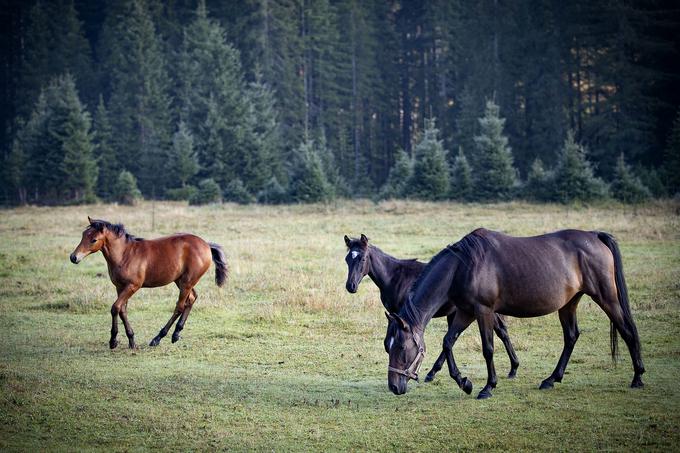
[{"x1": 1, "y1": 201, "x2": 679, "y2": 451}]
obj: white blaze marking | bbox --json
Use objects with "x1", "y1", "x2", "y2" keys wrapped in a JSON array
[
  {"x1": 389, "y1": 337, "x2": 394, "y2": 350},
  {"x1": 351, "y1": 251, "x2": 359, "y2": 259}
]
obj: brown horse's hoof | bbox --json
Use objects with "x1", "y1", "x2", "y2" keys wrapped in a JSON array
[
  {"x1": 461, "y1": 377, "x2": 473, "y2": 394},
  {"x1": 109, "y1": 339, "x2": 119, "y2": 349}
]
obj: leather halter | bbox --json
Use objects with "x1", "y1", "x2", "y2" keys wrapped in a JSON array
[{"x1": 388, "y1": 330, "x2": 425, "y2": 382}]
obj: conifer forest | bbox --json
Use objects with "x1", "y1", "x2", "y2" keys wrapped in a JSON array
[{"x1": 1, "y1": 0, "x2": 680, "y2": 205}]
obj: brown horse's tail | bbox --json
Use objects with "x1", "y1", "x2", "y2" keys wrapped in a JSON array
[
  {"x1": 597, "y1": 232, "x2": 638, "y2": 364},
  {"x1": 209, "y1": 242, "x2": 228, "y2": 287}
]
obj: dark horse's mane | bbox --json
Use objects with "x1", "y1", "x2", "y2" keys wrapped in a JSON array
[{"x1": 90, "y1": 220, "x2": 143, "y2": 242}]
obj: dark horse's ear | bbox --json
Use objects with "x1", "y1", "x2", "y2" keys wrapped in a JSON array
[
  {"x1": 386, "y1": 312, "x2": 409, "y2": 331},
  {"x1": 344, "y1": 235, "x2": 351, "y2": 247},
  {"x1": 88, "y1": 216, "x2": 94, "y2": 224},
  {"x1": 360, "y1": 234, "x2": 369, "y2": 245}
]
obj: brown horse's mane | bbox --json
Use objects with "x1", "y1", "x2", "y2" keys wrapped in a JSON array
[{"x1": 89, "y1": 220, "x2": 143, "y2": 242}]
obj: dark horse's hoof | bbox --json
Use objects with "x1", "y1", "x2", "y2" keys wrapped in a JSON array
[
  {"x1": 477, "y1": 388, "x2": 493, "y2": 399},
  {"x1": 631, "y1": 379, "x2": 644, "y2": 388},
  {"x1": 171, "y1": 334, "x2": 181, "y2": 343},
  {"x1": 461, "y1": 377, "x2": 473, "y2": 395},
  {"x1": 149, "y1": 337, "x2": 161, "y2": 347},
  {"x1": 424, "y1": 372, "x2": 436, "y2": 383},
  {"x1": 539, "y1": 379, "x2": 554, "y2": 390},
  {"x1": 109, "y1": 339, "x2": 119, "y2": 349},
  {"x1": 508, "y1": 369, "x2": 518, "y2": 379}
]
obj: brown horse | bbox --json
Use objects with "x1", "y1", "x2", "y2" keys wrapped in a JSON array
[
  {"x1": 70, "y1": 217, "x2": 228, "y2": 349},
  {"x1": 386, "y1": 228, "x2": 644, "y2": 399}
]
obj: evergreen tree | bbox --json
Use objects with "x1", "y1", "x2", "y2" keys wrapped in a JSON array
[
  {"x1": 99, "y1": 0, "x2": 172, "y2": 195},
  {"x1": 114, "y1": 170, "x2": 142, "y2": 205},
  {"x1": 288, "y1": 139, "x2": 333, "y2": 203},
  {"x1": 611, "y1": 153, "x2": 650, "y2": 203},
  {"x1": 409, "y1": 118, "x2": 450, "y2": 201},
  {"x1": 257, "y1": 176, "x2": 288, "y2": 204},
  {"x1": 553, "y1": 131, "x2": 609, "y2": 203},
  {"x1": 449, "y1": 147, "x2": 473, "y2": 201},
  {"x1": 223, "y1": 179, "x2": 255, "y2": 204},
  {"x1": 167, "y1": 121, "x2": 199, "y2": 188},
  {"x1": 7, "y1": 134, "x2": 28, "y2": 205},
  {"x1": 189, "y1": 178, "x2": 221, "y2": 205},
  {"x1": 663, "y1": 108, "x2": 680, "y2": 195},
  {"x1": 524, "y1": 158, "x2": 553, "y2": 202},
  {"x1": 472, "y1": 101, "x2": 517, "y2": 200},
  {"x1": 379, "y1": 149, "x2": 412, "y2": 200},
  {"x1": 92, "y1": 96, "x2": 118, "y2": 200}
]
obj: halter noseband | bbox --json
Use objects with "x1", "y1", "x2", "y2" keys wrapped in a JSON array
[{"x1": 388, "y1": 330, "x2": 425, "y2": 382}]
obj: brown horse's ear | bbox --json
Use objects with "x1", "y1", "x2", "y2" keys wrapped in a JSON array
[
  {"x1": 360, "y1": 234, "x2": 369, "y2": 245},
  {"x1": 344, "y1": 235, "x2": 351, "y2": 247},
  {"x1": 88, "y1": 216, "x2": 94, "y2": 224}
]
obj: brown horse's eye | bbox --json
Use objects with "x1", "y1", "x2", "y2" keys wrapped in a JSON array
[{"x1": 90, "y1": 239, "x2": 97, "y2": 244}]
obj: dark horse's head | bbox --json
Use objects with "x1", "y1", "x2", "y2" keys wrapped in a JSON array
[
  {"x1": 385, "y1": 311, "x2": 426, "y2": 395},
  {"x1": 343, "y1": 234, "x2": 370, "y2": 293}
]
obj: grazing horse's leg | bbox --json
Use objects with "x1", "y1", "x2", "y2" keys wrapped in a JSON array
[
  {"x1": 493, "y1": 314, "x2": 520, "y2": 378},
  {"x1": 110, "y1": 285, "x2": 138, "y2": 350},
  {"x1": 424, "y1": 314, "x2": 455, "y2": 383},
  {"x1": 149, "y1": 287, "x2": 191, "y2": 347},
  {"x1": 118, "y1": 301, "x2": 136, "y2": 349},
  {"x1": 476, "y1": 306, "x2": 497, "y2": 399},
  {"x1": 540, "y1": 295, "x2": 582, "y2": 390},
  {"x1": 441, "y1": 310, "x2": 476, "y2": 394},
  {"x1": 172, "y1": 288, "x2": 197, "y2": 343}
]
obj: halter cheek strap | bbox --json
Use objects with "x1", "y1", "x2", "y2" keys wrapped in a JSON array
[{"x1": 388, "y1": 332, "x2": 425, "y2": 382}]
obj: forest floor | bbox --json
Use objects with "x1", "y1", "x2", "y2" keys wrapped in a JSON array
[{"x1": 1, "y1": 200, "x2": 679, "y2": 451}]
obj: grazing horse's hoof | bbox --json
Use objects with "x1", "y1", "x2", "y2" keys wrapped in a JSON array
[
  {"x1": 149, "y1": 336, "x2": 161, "y2": 347},
  {"x1": 508, "y1": 369, "x2": 517, "y2": 379},
  {"x1": 477, "y1": 388, "x2": 493, "y2": 399},
  {"x1": 128, "y1": 342, "x2": 137, "y2": 349},
  {"x1": 539, "y1": 379, "x2": 554, "y2": 390},
  {"x1": 109, "y1": 339, "x2": 119, "y2": 349},
  {"x1": 171, "y1": 334, "x2": 181, "y2": 343},
  {"x1": 424, "y1": 372, "x2": 436, "y2": 383},
  {"x1": 631, "y1": 378, "x2": 644, "y2": 388},
  {"x1": 461, "y1": 377, "x2": 473, "y2": 395}
]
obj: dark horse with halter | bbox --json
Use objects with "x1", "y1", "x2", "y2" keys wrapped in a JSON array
[
  {"x1": 386, "y1": 228, "x2": 645, "y2": 399},
  {"x1": 344, "y1": 234, "x2": 519, "y2": 383},
  {"x1": 70, "y1": 217, "x2": 228, "y2": 349}
]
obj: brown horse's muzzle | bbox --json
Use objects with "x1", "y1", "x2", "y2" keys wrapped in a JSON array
[{"x1": 70, "y1": 253, "x2": 78, "y2": 264}]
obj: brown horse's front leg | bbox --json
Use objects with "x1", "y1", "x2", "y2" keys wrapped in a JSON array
[
  {"x1": 110, "y1": 285, "x2": 138, "y2": 350},
  {"x1": 119, "y1": 302, "x2": 136, "y2": 349}
]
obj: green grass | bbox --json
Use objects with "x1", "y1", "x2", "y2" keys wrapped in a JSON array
[{"x1": 1, "y1": 200, "x2": 679, "y2": 451}]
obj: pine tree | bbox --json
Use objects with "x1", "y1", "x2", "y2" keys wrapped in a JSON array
[
  {"x1": 288, "y1": 139, "x2": 332, "y2": 203},
  {"x1": 524, "y1": 158, "x2": 553, "y2": 202},
  {"x1": 449, "y1": 147, "x2": 473, "y2": 201},
  {"x1": 472, "y1": 101, "x2": 517, "y2": 200},
  {"x1": 409, "y1": 118, "x2": 450, "y2": 200},
  {"x1": 114, "y1": 170, "x2": 142, "y2": 205},
  {"x1": 553, "y1": 131, "x2": 609, "y2": 203},
  {"x1": 7, "y1": 134, "x2": 28, "y2": 205},
  {"x1": 92, "y1": 96, "x2": 118, "y2": 200},
  {"x1": 167, "y1": 121, "x2": 199, "y2": 189},
  {"x1": 663, "y1": 108, "x2": 680, "y2": 195},
  {"x1": 99, "y1": 0, "x2": 172, "y2": 195},
  {"x1": 189, "y1": 178, "x2": 221, "y2": 205},
  {"x1": 379, "y1": 149, "x2": 412, "y2": 200},
  {"x1": 257, "y1": 176, "x2": 288, "y2": 204},
  {"x1": 611, "y1": 153, "x2": 650, "y2": 203}
]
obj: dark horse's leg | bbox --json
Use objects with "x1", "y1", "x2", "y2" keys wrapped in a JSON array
[
  {"x1": 149, "y1": 287, "x2": 192, "y2": 347},
  {"x1": 540, "y1": 294, "x2": 582, "y2": 390},
  {"x1": 424, "y1": 314, "x2": 455, "y2": 383},
  {"x1": 493, "y1": 314, "x2": 520, "y2": 378},
  {"x1": 172, "y1": 288, "x2": 197, "y2": 343},
  {"x1": 440, "y1": 310, "x2": 476, "y2": 394},
  {"x1": 110, "y1": 285, "x2": 138, "y2": 350},
  {"x1": 119, "y1": 301, "x2": 136, "y2": 349},
  {"x1": 476, "y1": 305, "x2": 497, "y2": 399}
]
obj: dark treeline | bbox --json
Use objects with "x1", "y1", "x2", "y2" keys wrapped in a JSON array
[{"x1": 1, "y1": 0, "x2": 680, "y2": 205}]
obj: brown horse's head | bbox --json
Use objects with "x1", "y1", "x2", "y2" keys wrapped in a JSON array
[
  {"x1": 344, "y1": 234, "x2": 370, "y2": 293},
  {"x1": 385, "y1": 312, "x2": 425, "y2": 395},
  {"x1": 70, "y1": 217, "x2": 109, "y2": 264}
]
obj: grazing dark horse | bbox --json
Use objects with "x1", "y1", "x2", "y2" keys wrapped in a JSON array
[
  {"x1": 70, "y1": 217, "x2": 228, "y2": 349},
  {"x1": 344, "y1": 234, "x2": 519, "y2": 381},
  {"x1": 386, "y1": 228, "x2": 645, "y2": 399}
]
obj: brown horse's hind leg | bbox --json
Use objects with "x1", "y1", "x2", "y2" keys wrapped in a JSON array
[
  {"x1": 540, "y1": 294, "x2": 582, "y2": 390},
  {"x1": 149, "y1": 288, "x2": 192, "y2": 347},
  {"x1": 493, "y1": 314, "x2": 520, "y2": 378},
  {"x1": 172, "y1": 288, "x2": 197, "y2": 343},
  {"x1": 110, "y1": 285, "x2": 138, "y2": 350}
]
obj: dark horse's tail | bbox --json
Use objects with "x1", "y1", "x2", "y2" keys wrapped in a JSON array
[
  {"x1": 209, "y1": 242, "x2": 228, "y2": 287},
  {"x1": 597, "y1": 232, "x2": 637, "y2": 364}
]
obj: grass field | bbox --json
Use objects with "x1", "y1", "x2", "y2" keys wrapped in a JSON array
[{"x1": 1, "y1": 200, "x2": 679, "y2": 451}]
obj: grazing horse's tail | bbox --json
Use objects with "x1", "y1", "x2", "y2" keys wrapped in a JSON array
[
  {"x1": 209, "y1": 242, "x2": 228, "y2": 287},
  {"x1": 597, "y1": 232, "x2": 637, "y2": 364}
]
